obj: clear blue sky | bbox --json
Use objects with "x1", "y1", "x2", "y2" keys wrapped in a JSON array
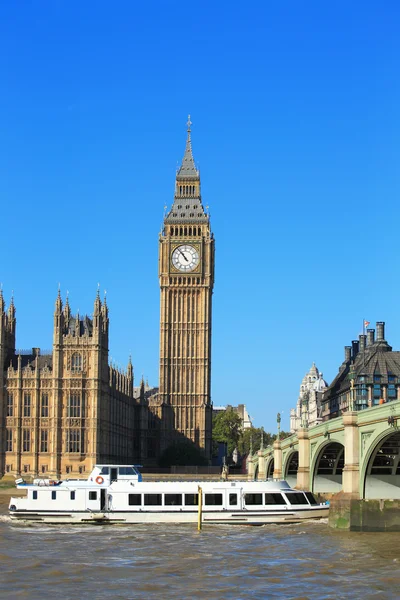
[{"x1": 1, "y1": 2, "x2": 399, "y2": 433}]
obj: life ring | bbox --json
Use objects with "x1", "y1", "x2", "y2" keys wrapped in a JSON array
[{"x1": 95, "y1": 476, "x2": 104, "y2": 485}]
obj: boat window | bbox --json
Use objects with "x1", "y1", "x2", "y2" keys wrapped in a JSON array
[
  {"x1": 285, "y1": 492, "x2": 307, "y2": 505},
  {"x1": 165, "y1": 494, "x2": 182, "y2": 506},
  {"x1": 144, "y1": 494, "x2": 162, "y2": 506},
  {"x1": 128, "y1": 494, "x2": 141, "y2": 506},
  {"x1": 89, "y1": 491, "x2": 97, "y2": 501},
  {"x1": 100, "y1": 467, "x2": 109, "y2": 475},
  {"x1": 264, "y1": 493, "x2": 287, "y2": 505},
  {"x1": 32, "y1": 491, "x2": 38, "y2": 500},
  {"x1": 229, "y1": 493, "x2": 237, "y2": 506},
  {"x1": 204, "y1": 493, "x2": 223, "y2": 506},
  {"x1": 244, "y1": 493, "x2": 263, "y2": 505},
  {"x1": 184, "y1": 493, "x2": 199, "y2": 506},
  {"x1": 51, "y1": 491, "x2": 56, "y2": 500},
  {"x1": 305, "y1": 492, "x2": 318, "y2": 506},
  {"x1": 70, "y1": 491, "x2": 75, "y2": 500},
  {"x1": 119, "y1": 467, "x2": 135, "y2": 475}
]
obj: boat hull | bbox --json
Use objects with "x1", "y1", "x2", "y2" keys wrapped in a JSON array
[{"x1": 9, "y1": 506, "x2": 329, "y2": 525}]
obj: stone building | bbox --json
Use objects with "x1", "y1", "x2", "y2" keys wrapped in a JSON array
[
  {"x1": 290, "y1": 363, "x2": 327, "y2": 432},
  {"x1": 0, "y1": 290, "x2": 135, "y2": 478},
  {"x1": 321, "y1": 321, "x2": 400, "y2": 419},
  {"x1": 149, "y1": 116, "x2": 215, "y2": 460},
  {"x1": 0, "y1": 118, "x2": 215, "y2": 473}
]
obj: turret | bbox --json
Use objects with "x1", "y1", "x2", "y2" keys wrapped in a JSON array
[{"x1": 53, "y1": 290, "x2": 64, "y2": 345}]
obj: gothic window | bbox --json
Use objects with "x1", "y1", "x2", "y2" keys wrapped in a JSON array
[
  {"x1": 193, "y1": 205, "x2": 197, "y2": 209},
  {"x1": 66, "y1": 429, "x2": 83, "y2": 453},
  {"x1": 23, "y1": 394, "x2": 31, "y2": 417},
  {"x1": 41, "y1": 393, "x2": 49, "y2": 417},
  {"x1": 68, "y1": 394, "x2": 81, "y2": 418},
  {"x1": 23, "y1": 429, "x2": 31, "y2": 452},
  {"x1": 179, "y1": 186, "x2": 182, "y2": 195},
  {"x1": 190, "y1": 213, "x2": 194, "y2": 217},
  {"x1": 185, "y1": 205, "x2": 190, "y2": 209},
  {"x1": 180, "y1": 227, "x2": 183, "y2": 236},
  {"x1": 184, "y1": 227, "x2": 187, "y2": 235},
  {"x1": 388, "y1": 384, "x2": 397, "y2": 399},
  {"x1": 189, "y1": 227, "x2": 192, "y2": 236},
  {"x1": 177, "y1": 205, "x2": 182, "y2": 209},
  {"x1": 7, "y1": 393, "x2": 13, "y2": 417},
  {"x1": 71, "y1": 353, "x2": 82, "y2": 373},
  {"x1": 6, "y1": 429, "x2": 12, "y2": 452},
  {"x1": 40, "y1": 430, "x2": 48, "y2": 453}
]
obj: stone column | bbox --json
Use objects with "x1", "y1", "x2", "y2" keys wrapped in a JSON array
[
  {"x1": 273, "y1": 439, "x2": 282, "y2": 480},
  {"x1": 297, "y1": 427, "x2": 310, "y2": 490},
  {"x1": 247, "y1": 455, "x2": 255, "y2": 481},
  {"x1": 342, "y1": 411, "x2": 359, "y2": 496},
  {"x1": 257, "y1": 450, "x2": 266, "y2": 481}
]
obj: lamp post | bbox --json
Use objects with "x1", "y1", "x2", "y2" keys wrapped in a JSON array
[{"x1": 277, "y1": 413, "x2": 281, "y2": 441}]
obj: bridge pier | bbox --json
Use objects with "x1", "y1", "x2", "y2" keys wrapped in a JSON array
[
  {"x1": 297, "y1": 427, "x2": 310, "y2": 490},
  {"x1": 342, "y1": 411, "x2": 359, "y2": 496},
  {"x1": 257, "y1": 450, "x2": 266, "y2": 480},
  {"x1": 273, "y1": 439, "x2": 282, "y2": 479}
]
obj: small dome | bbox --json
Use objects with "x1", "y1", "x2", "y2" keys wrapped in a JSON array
[{"x1": 313, "y1": 373, "x2": 328, "y2": 392}]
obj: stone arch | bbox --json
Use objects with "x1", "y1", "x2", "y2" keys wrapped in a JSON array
[
  {"x1": 283, "y1": 451, "x2": 298, "y2": 488},
  {"x1": 312, "y1": 441, "x2": 344, "y2": 494},
  {"x1": 266, "y1": 456, "x2": 274, "y2": 480},
  {"x1": 362, "y1": 430, "x2": 400, "y2": 499}
]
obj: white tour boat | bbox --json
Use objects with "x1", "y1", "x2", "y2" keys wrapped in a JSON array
[{"x1": 8, "y1": 464, "x2": 329, "y2": 525}]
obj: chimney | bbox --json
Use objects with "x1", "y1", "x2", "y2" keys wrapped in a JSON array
[
  {"x1": 359, "y1": 334, "x2": 367, "y2": 352},
  {"x1": 352, "y1": 340, "x2": 359, "y2": 359},
  {"x1": 367, "y1": 329, "x2": 375, "y2": 346},
  {"x1": 345, "y1": 346, "x2": 352, "y2": 362},
  {"x1": 376, "y1": 321, "x2": 385, "y2": 341}
]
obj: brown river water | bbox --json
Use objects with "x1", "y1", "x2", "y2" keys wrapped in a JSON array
[{"x1": 0, "y1": 497, "x2": 399, "y2": 600}]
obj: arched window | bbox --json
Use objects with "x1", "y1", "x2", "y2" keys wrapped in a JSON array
[
  {"x1": 180, "y1": 227, "x2": 183, "y2": 236},
  {"x1": 189, "y1": 227, "x2": 192, "y2": 236},
  {"x1": 184, "y1": 227, "x2": 187, "y2": 236},
  {"x1": 71, "y1": 353, "x2": 82, "y2": 373}
]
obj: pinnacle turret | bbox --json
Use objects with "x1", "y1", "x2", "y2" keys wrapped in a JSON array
[{"x1": 55, "y1": 288, "x2": 63, "y2": 314}]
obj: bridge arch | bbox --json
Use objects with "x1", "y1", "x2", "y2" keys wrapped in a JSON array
[
  {"x1": 266, "y1": 456, "x2": 274, "y2": 479},
  {"x1": 283, "y1": 451, "x2": 298, "y2": 488},
  {"x1": 312, "y1": 440, "x2": 344, "y2": 494},
  {"x1": 362, "y1": 429, "x2": 400, "y2": 499}
]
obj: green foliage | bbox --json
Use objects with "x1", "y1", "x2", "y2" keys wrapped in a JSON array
[
  {"x1": 158, "y1": 440, "x2": 208, "y2": 467},
  {"x1": 212, "y1": 410, "x2": 293, "y2": 462},
  {"x1": 212, "y1": 408, "x2": 243, "y2": 456}
]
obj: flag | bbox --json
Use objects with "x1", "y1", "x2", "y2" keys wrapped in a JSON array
[{"x1": 364, "y1": 320, "x2": 370, "y2": 328}]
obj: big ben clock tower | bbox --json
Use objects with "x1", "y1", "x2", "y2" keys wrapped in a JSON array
[{"x1": 157, "y1": 116, "x2": 214, "y2": 459}]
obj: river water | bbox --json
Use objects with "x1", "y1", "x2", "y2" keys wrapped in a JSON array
[{"x1": 0, "y1": 501, "x2": 399, "y2": 599}]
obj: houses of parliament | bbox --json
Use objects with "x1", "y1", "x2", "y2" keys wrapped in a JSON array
[{"x1": 0, "y1": 118, "x2": 215, "y2": 478}]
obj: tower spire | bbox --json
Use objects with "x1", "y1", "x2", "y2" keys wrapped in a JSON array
[{"x1": 176, "y1": 114, "x2": 199, "y2": 179}]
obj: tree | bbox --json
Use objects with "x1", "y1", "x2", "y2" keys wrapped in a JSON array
[
  {"x1": 158, "y1": 440, "x2": 208, "y2": 467},
  {"x1": 212, "y1": 408, "x2": 242, "y2": 457}
]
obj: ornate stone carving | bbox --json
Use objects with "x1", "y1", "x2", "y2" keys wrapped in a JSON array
[{"x1": 361, "y1": 431, "x2": 373, "y2": 456}]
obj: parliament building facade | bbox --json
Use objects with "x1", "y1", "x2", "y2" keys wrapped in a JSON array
[{"x1": 0, "y1": 119, "x2": 214, "y2": 478}]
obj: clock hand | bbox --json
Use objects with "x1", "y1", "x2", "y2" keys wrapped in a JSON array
[{"x1": 179, "y1": 249, "x2": 189, "y2": 262}]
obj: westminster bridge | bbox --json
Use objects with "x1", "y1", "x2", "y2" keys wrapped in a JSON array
[{"x1": 248, "y1": 399, "x2": 400, "y2": 501}]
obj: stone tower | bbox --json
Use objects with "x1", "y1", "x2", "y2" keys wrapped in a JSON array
[{"x1": 156, "y1": 117, "x2": 215, "y2": 459}]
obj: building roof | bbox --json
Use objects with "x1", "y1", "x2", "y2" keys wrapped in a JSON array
[
  {"x1": 323, "y1": 337, "x2": 399, "y2": 400},
  {"x1": 164, "y1": 117, "x2": 209, "y2": 225}
]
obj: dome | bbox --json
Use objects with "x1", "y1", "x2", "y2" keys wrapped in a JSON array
[{"x1": 313, "y1": 373, "x2": 328, "y2": 392}]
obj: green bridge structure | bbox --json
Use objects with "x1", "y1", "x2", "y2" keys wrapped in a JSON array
[{"x1": 247, "y1": 401, "x2": 400, "y2": 531}]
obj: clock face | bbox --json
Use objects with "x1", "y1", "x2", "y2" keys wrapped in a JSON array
[{"x1": 172, "y1": 244, "x2": 200, "y2": 272}]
